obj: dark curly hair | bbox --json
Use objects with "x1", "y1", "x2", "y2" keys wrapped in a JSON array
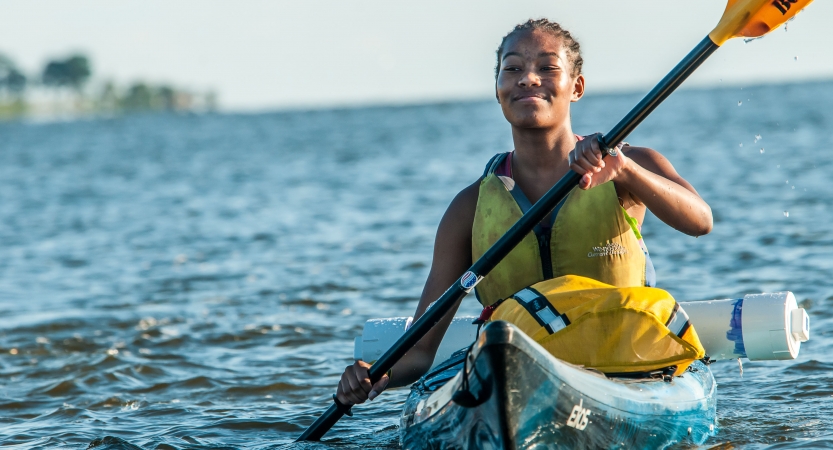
[{"x1": 495, "y1": 19, "x2": 583, "y2": 79}]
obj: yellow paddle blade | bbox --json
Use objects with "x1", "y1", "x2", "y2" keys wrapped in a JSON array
[{"x1": 709, "y1": 0, "x2": 815, "y2": 46}]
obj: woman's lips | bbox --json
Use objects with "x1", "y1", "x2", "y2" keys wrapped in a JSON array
[{"x1": 514, "y1": 95, "x2": 547, "y2": 103}]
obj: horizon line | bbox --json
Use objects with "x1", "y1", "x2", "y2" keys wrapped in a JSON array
[{"x1": 222, "y1": 76, "x2": 833, "y2": 116}]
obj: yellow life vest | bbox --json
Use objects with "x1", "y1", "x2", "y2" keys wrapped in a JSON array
[
  {"x1": 490, "y1": 275, "x2": 705, "y2": 376},
  {"x1": 472, "y1": 152, "x2": 651, "y2": 307}
]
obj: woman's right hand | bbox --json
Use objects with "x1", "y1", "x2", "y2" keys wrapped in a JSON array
[{"x1": 336, "y1": 360, "x2": 390, "y2": 405}]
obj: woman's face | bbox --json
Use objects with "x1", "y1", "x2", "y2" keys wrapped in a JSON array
[{"x1": 496, "y1": 29, "x2": 584, "y2": 129}]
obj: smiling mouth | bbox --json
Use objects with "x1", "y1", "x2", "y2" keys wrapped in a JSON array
[{"x1": 514, "y1": 94, "x2": 547, "y2": 103}]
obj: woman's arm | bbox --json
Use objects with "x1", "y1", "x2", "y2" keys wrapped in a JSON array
[
  {"x1": 569, "y1": 134, "x2": 712, "y2": 236},
  {"x1": 616, "y1": 147, "x2": 712, "y2": 236},
  {"x1": 336, "y1": 180, "x2": 479, "y2": 405}
]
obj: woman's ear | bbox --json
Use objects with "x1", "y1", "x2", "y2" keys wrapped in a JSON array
[
  {"x1": 571, "y1": 75, "x2": 585, "y2": 102},
  {"x1": 495, "y1": 82, "x2": 500, "y2": 103}
]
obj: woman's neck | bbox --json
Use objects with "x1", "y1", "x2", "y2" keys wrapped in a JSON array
[{"x1": 510, "y1": 122, "x2": 577, "y2": 180}]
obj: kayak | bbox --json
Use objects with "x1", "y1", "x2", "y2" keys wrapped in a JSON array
[
  {"x1": 399, "y1": 320, "x2": 716, "y2": 449},
  {"x1": 353, "y1": 292, "x2": 809, "y2": 449}
]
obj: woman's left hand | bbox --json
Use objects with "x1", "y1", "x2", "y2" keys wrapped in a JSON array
[{"x1": 569, "y1": 133, "x2": 628, "y2": 190}]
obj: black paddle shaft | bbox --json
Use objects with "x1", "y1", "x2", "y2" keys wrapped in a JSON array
[{"x1": 297, "y1": 36, "x2": 719, "y2": 442}]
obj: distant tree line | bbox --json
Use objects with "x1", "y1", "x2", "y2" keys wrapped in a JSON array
[
  {"x1": 0, "y1": 52, "x2": 216, "y2": 119},
  {"x1": 0, "y1": 54, "x2": 27, "y2": 97},
  {"x1": 42, "y1": 55, "x2": 91, "y2": 91}
]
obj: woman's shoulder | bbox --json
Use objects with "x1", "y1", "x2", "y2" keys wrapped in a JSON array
[
  {"x1": 435, "y1": 179, "x2": 480, "y2": 242},
  {"x1": 447, "y1": 180, "x2": 481, "y2": 221}
]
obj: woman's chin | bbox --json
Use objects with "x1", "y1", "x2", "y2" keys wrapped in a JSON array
[{"x1": 508, "y1": 115, "x2": 555, "y2": 129}]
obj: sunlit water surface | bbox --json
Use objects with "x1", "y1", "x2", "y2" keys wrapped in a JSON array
[{"x1": 2, "y1": 81, "x2": 833, "y2": 449}]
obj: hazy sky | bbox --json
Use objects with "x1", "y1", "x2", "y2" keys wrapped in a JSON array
[{"x1": 2, "y1": 0, "x2": 830, "y2": 110}]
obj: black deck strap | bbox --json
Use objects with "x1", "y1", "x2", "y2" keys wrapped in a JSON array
[
  {"x1": 512, "y1": 287, "x2": 570, "y2": 334},
  {"x1": 665, "y1": 302, "x2": 692, "y2": 338},
  {"x1": 431, "y1": 347, "x2": 468, "y2": 374},
  {"x1": 605, "y1": 366, "x2": 676, "y2": 381}
]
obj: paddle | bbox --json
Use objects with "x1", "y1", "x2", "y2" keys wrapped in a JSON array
[{"x1": 297, "y1": 0, "x2": 813, "y2": 441}]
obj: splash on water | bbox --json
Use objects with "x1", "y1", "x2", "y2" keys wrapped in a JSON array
[
  {"x1": 739, "y1": 143, "x2": 743, "y2": 148},
  {"x1": 754, "y1": 134, "x2": 762, "y2": 143},
  {"x1": 760, "y1": 148, "x2": 765, "y2": 154},
  {"x1": 784, "y1": 211, "x2": 790, "y2": 217},
  {"x1": 737, "y1": 101, "x2": 743, "y2": 106}
]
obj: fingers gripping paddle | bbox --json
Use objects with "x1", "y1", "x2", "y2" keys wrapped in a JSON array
[{"x1": 297, "y1": 0, "x2": 813, "y2": 441}]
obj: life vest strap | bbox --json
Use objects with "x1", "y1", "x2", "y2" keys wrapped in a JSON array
[
  {"x1": 512, "y1": 287, "x2": 571, "y2": 334},
  {"x1": 481, "y1": 152, "x2": 509, "y2": 178}
]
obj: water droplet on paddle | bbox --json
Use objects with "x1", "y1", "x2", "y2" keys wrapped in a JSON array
[
  {"x1": 784, "y1": 211, "x2": 790, "y2": 217},
  {"x1": 760, "y1": 148, "x2": 765, "y2": 154},
  {"x1": 738, "y1": 101, "x2": 743, "y2": 106}
]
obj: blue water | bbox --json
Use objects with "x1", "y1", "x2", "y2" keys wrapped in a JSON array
[{"x1": 1, "y1": 80, "x2": 833, "y2": 449}]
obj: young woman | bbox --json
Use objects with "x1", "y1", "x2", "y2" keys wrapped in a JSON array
[{"x1": 335, "y1": 19, "x2": 712, "y2": 406}]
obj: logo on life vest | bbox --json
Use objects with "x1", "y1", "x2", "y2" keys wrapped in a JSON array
[
  {"x1": 566, "y1": 398, "x2": 591, "y2": 430},
  {"x1": 587, "y1": 242, "x2": 628, "y2": 258},
  {"x1": 771, "y1": 0, "x2": 798, "y2": 15},
  {"x1": 460, "y1": 271, "x2": 481, "y2": 291}
]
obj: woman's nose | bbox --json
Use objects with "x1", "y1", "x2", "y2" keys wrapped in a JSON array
[{"x1": 518, "y1": 70, "x2": 541, "y2": 88}]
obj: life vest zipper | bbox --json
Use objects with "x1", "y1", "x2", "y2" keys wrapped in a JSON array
[{"x1": 536, "y1": 229, "x2": 553, "y2": 280}]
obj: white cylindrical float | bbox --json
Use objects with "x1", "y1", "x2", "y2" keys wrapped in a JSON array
[
  {"x1": 354, "y1": 292, "x2": 810, "y2": 368},
  {"x1": 355, "y1": 316, "x2": 478, "y2": 369},
  {"x1": 682, "y1": 292, "x2": 810, "y2": 361}
]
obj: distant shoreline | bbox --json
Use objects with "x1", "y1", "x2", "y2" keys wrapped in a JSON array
[
  {"x1": 227, "y1": 77, "x2": 833, "y2": 116},
  {"x1": 3, "y1": 77, "x2": 830, "y2": 123}
]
